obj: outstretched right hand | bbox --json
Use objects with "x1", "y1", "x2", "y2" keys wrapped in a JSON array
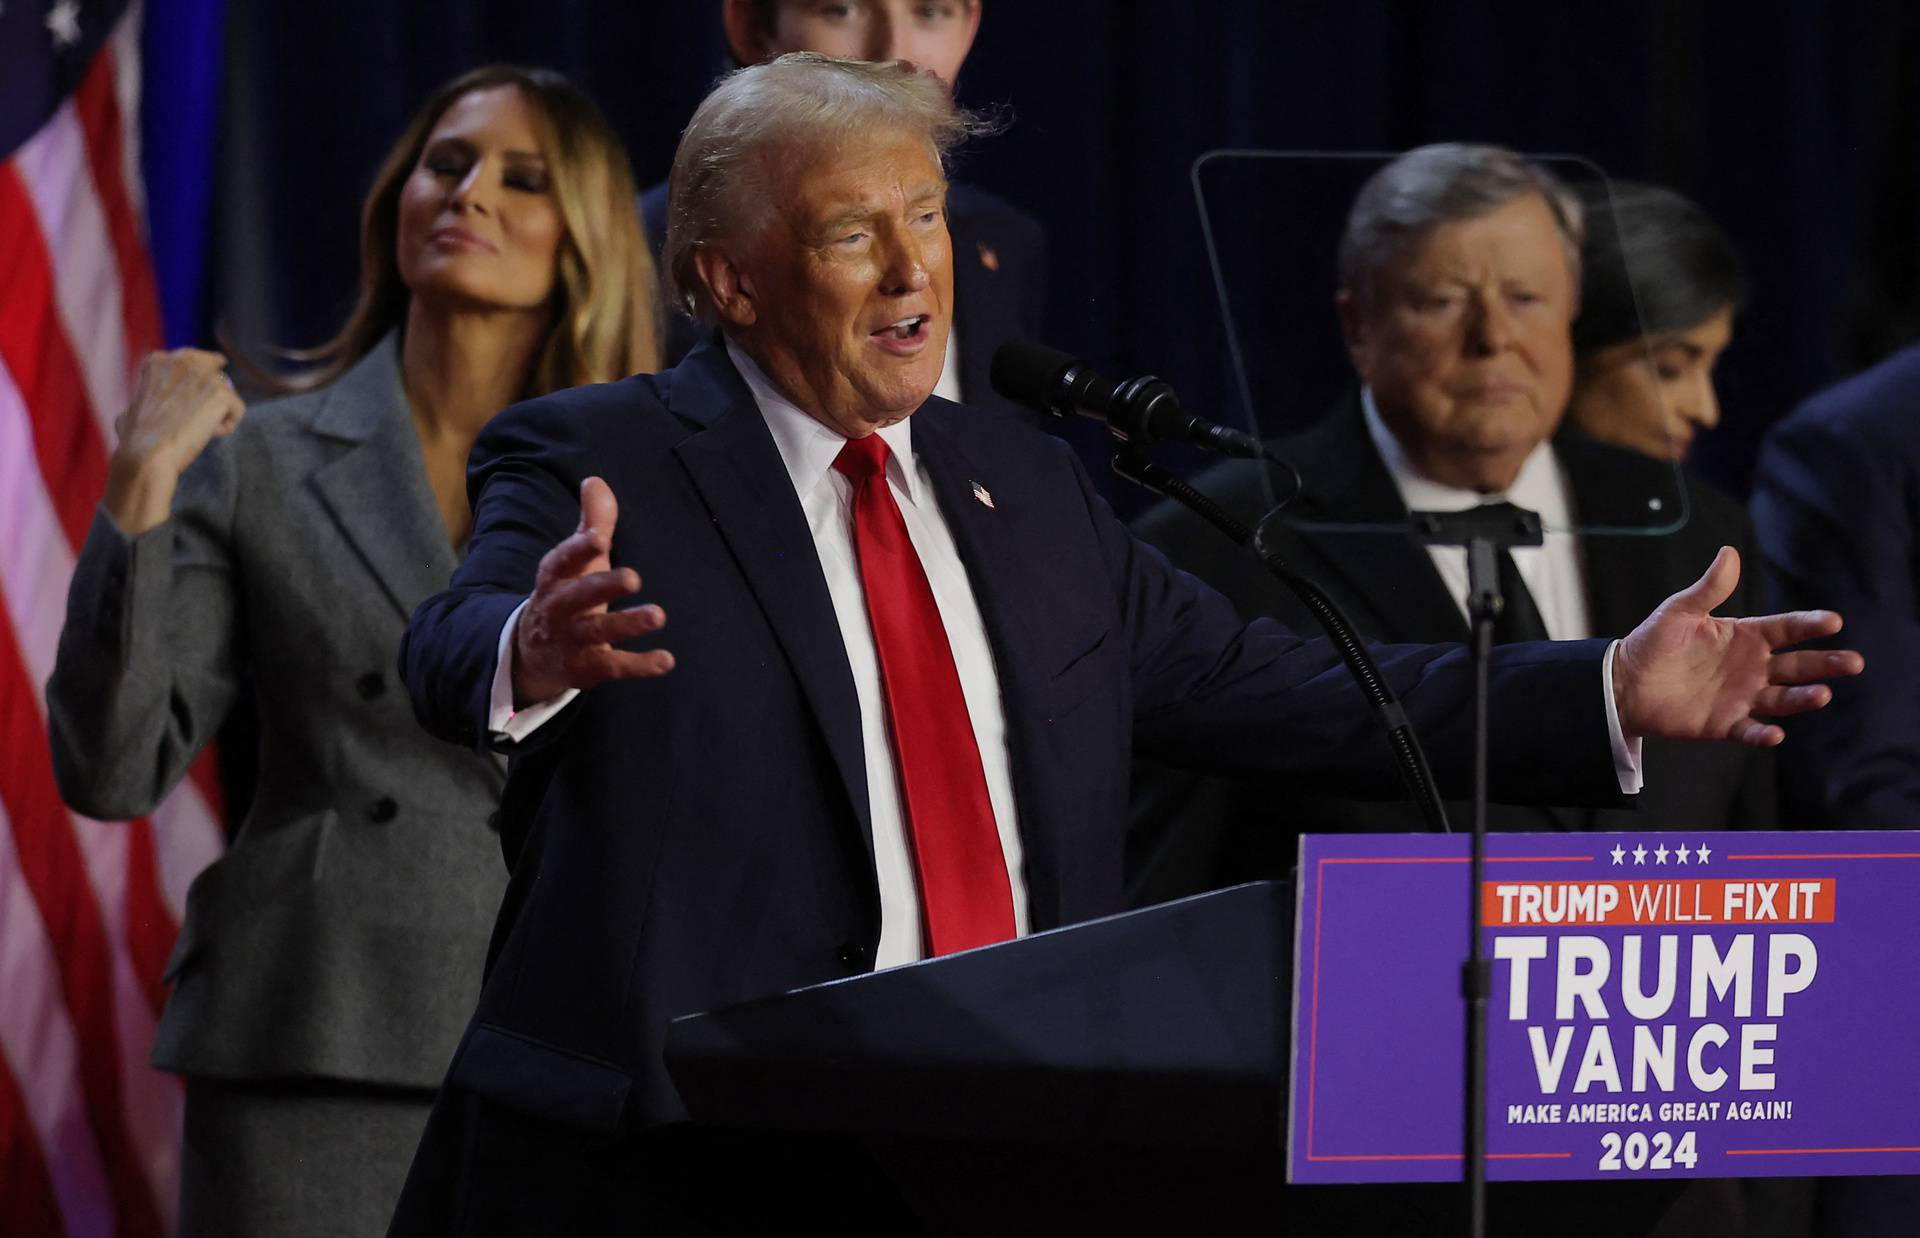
[{"x1": 511, "y1": 476, "x2": 674, "y2": 706}]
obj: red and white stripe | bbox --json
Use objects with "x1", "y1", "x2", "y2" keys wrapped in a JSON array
[{"x1": 2, "y1": 6, "x2": 225, "y2": 1235}]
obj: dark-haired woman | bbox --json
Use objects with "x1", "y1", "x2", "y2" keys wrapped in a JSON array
[
  {"x1": 1566, "y1": 180, "x2": 1746, "y2": 463},
  {"x1": 48, "y1": 65, "x2": 660, "y2": 1236}
]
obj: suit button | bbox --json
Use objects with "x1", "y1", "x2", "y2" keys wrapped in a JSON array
[
  {"x1": 366, "y1": 796, "x2": 398, "y2": 823},
  {"x1": 484, "y1": 811, "x2": 501, "y2": 833},
  {"x1": 356, "y1": 672, "x2": 386, "y2": 700},
  {"x1": 836, "y1": 940, "x2": 871, "y2": 971}
]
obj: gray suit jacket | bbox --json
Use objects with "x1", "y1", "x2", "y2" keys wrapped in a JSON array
[{"x1": 47, "y1": 338, "x2": 507, "y2": 1088}]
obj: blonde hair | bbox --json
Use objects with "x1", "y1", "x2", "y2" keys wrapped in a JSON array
[
  {"x1": 663, "y1": 53, "x2": 995, "y2": 324},
  {"x1": 280, "y1": 64, "x2": 660, "y2": 394}
]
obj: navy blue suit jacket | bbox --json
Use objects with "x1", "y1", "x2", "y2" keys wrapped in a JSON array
[
  {"x1": 1128, "y1": 401, "x2": 1776, "y2": 906},
  {"x1": 393, "y1": 343, "x2": 1623, "y2": 1211},
  {"x1": 640, "y1": 179, "x2": 1046, "y2": 419},
  {"x1": 1754, "y1": 344, "x2": 1920, "y2": 827}
]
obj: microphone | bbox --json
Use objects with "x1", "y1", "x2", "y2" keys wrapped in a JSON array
[{"x1": 989, "y1": 339, "x2": 1266, "y2": 459}]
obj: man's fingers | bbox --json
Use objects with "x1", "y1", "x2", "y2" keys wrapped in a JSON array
[
  {"x1": 602, "y1": 647, "x2": 675, "y2": 680},
  {"x1": 1751, "y1": 682, "x2": 1836, "y2": 718},
  {"x1": 1767, "y1": 647, "x2": 1865, "y2": 685},
  {"x1": 574, "y1": 647, "x2": 676, "y2": 686},
  {"x1": 536, "y1": 532, "x2": 626, "y2": 591},
  {"x1": 1751, "y1": 609, "x2": 1846, "y2": 650},
  {"x1": 580, "y1": 476, "x2": 618, "y2": 541},
  {"x1": 1727, "y1": 718, "x2": 1787, "y2": 748},
  {"x1": 571, "y1": 604, "x2": 667, "y2": 646},
  {"x1": 540, "y1": 568, "x2": 642, "y2": 617},
  {"x1": 1669, "y1": 545, "x2": 1741, "y2": 617}
]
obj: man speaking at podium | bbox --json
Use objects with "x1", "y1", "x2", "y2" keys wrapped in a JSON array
[{"x1": 388, "y1": 55, "x2": 1859, "y2": 1234}]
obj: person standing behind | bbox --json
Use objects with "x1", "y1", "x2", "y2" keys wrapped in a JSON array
[
  {"x1": 640, "y1": 0, "x2": 1046, "y2": 420},
  {"x1": 1125, "y1": 142, "x2": 1779, "y2": 1238},
  {"x1": 1753, "y1": 348, "x2": 1920, "y2": 831},
  {"x1": 1749, "y1": 341, "x2": 1920, "y2": 1232},
  {"x1": 1565, "y1": 180, "x2": 1746, "y2": 464},
  {"x1": 46, "y1": 65, "x2": 660, "y2": 1237},
  {"x1": 1130, "y1": 145, "x2": 1774, "y2": 900}
]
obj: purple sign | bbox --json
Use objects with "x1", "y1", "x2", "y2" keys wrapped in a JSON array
[{"x1": 1288, "y1": 830, "x2": 1920, "y2": 1183}]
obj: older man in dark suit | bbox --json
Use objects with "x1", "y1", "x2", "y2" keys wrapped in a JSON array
[
  {"x1": 1752, "y1": 347, "x2": 1920, "y2": 1238},
  {"x1": 1129, "y1": 146, "x2": 1780, "y2": 909},
  {"x1": 389, "y1": 72, "x2": 1854, "y2": 1235}
]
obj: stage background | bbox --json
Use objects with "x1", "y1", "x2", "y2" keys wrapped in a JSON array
[
  {"x1": 176, "y1": 0, "x2": 1920, "y2": 508},
  {"x1": 6, "y1": 4, "x2": 1911, "y2": 1235}
]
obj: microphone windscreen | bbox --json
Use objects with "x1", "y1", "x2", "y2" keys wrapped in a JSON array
[{"x1": 989, "y1": 339, "x2": 1077, "y2": 409}]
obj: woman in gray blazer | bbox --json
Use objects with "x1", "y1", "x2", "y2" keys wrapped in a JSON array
[{"x1": 47, "y1": 65, "x2": 661, "y2": 1236}]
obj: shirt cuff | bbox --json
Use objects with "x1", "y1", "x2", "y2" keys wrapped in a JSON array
[
  {"x1": 489, "y1": 598, "x2": 579, "y2": 742},
  {"x1": 1601, "y1": 640, "x2": 1644, "y2": 795}
]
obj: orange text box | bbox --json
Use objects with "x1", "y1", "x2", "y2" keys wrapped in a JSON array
[{"x1": 1482, "y1": 879, "x2": 1835, "y2": 927}]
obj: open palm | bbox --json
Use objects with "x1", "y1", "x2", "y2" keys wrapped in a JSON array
[{"x1": 1614, "y1": 547, "x2": 1863, "y2": 747}]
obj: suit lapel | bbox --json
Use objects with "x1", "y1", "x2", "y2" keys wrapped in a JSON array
[
  {"x1": 666, "y1": 347, "x2": 874, "y2": 855},
  {"x1": 306, "y1": 337, "x2": 460, "y2": 621},
  {"x1": 1557, "y1": 436, "x2": 1679, "y2": 638},
  {"x1": 910, "y1": 405, "x2": 1062, "y2": 918},
  {"x1": 1283, "y1": 403, "x2": 1469, "y2": 643}
]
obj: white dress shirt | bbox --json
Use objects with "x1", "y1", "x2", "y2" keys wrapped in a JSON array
[
  {"x1": 1361, "y1": 389, "x2": 1592, "y2": 639},
  {"x1": 1361, "y1": 388, "x2": 1642, "y2": 792},
  {"x1": 934, "y1": 322, "x2": 963, "y2": 404},
  {"x1": 490, "y1": 341, "x2": 1027, "y2": 969}
]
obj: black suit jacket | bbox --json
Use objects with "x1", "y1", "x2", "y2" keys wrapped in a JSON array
[
  {"x1": 1127, "y1": 399, "x2": 1777, "y2": 906},
  {"x1": 389, "y1": 348, "x2": 1629, "y2": 1233},
  {"x1": 640, "y1": 179, "x2": 1046, "y2": 419},
  {"x1": 1754, "y1": 344, "x2": 1920, "y2": 827}
]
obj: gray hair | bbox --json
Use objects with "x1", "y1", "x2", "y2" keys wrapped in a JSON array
[
  {"x1": 663, "y1": 53, "x2": 996, "y2": 324},
  {"x1": 1338, "y1": 142, "x2": 1585, "y2": 310}
]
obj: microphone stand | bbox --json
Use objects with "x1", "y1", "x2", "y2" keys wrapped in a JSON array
[
  {"x1": 1109, "y1": 446, "x2": 1453, "y2": 836},
  {"x1": 1407, "y1": 502, "x2": 1544, "y2": 1238},
  {"x1": 1115, "y1": 442, "x2": 1541, "y2": 1238}
]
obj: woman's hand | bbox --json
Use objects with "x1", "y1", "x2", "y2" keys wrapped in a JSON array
[{"x1": 103, "y1": 349, "x2": 246, "y2": 535}]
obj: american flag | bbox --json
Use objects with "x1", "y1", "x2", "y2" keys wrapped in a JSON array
[{"x1": 2, "y1": 1, "x2": 225, "y2": 1234}]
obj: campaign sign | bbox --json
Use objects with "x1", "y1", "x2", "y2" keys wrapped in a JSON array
[{"x1": 1288, "y1": 830, "x2": 1920, "y2": 1184}]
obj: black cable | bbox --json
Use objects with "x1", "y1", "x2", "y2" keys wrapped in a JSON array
[{"x1": 1112, "y1": 450, "x2": 1452, "y2": 835}]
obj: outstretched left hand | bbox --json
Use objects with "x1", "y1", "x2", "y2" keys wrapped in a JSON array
[{"x1": 1614, "y1": 546, "x2": 1864, "y2": 746}]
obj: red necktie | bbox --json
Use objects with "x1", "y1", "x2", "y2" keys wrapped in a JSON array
[{"x1": 833, "y1": 434, "x2": 1016, "y2": 956}]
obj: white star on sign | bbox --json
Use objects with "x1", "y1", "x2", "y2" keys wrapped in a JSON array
[
  {"x1": 1632, "y1": 844, "x2": 1648, "y2": 865},
  {"x1": 1676, "y1": 845, "x2": 1690, "y2": 865},
  {"x1": 1610, "y1": 844, "x2": 1625, "y2": 865},
  {"x1": 1697, "y1": 844, "x2": 1711, "y2": 864},
  {"x1": 1654, "y1": 844, "x2": 1670, "y2": 864},
  {"x1": 46, "y1": 0, "x2": 81, "y2": 47}
]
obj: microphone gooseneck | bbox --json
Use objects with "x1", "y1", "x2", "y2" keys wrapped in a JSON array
[{"x1": 989, "y1": 340, "x2": 1267, "y2": 460}]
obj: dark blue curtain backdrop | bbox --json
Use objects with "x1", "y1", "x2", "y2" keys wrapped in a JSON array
[{"x1": 199, "y1": 1, "x2": 1920, "y2": 507}]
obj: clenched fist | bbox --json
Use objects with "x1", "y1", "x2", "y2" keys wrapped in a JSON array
[{"x1": 104, "y1": 349, "x2": 246, "y2": 535}]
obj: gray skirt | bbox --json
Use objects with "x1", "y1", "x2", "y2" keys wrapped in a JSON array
[{"x1": 178, "y1": 1076, "x2": 435, "y2": 1238}]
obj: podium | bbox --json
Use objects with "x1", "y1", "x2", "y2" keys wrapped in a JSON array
[{"x1": 663, "y1": 881, "x2": 1293, "y2": 1230}]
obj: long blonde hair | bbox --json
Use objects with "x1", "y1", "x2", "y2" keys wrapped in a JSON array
[{"x1": 286, "y1": 64, "x2": 660, "y2": 394}]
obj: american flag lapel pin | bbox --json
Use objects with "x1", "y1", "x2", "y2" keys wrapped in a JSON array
[{"x1": 971, "y1": 480, "x2": 996, "y2": 510}]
